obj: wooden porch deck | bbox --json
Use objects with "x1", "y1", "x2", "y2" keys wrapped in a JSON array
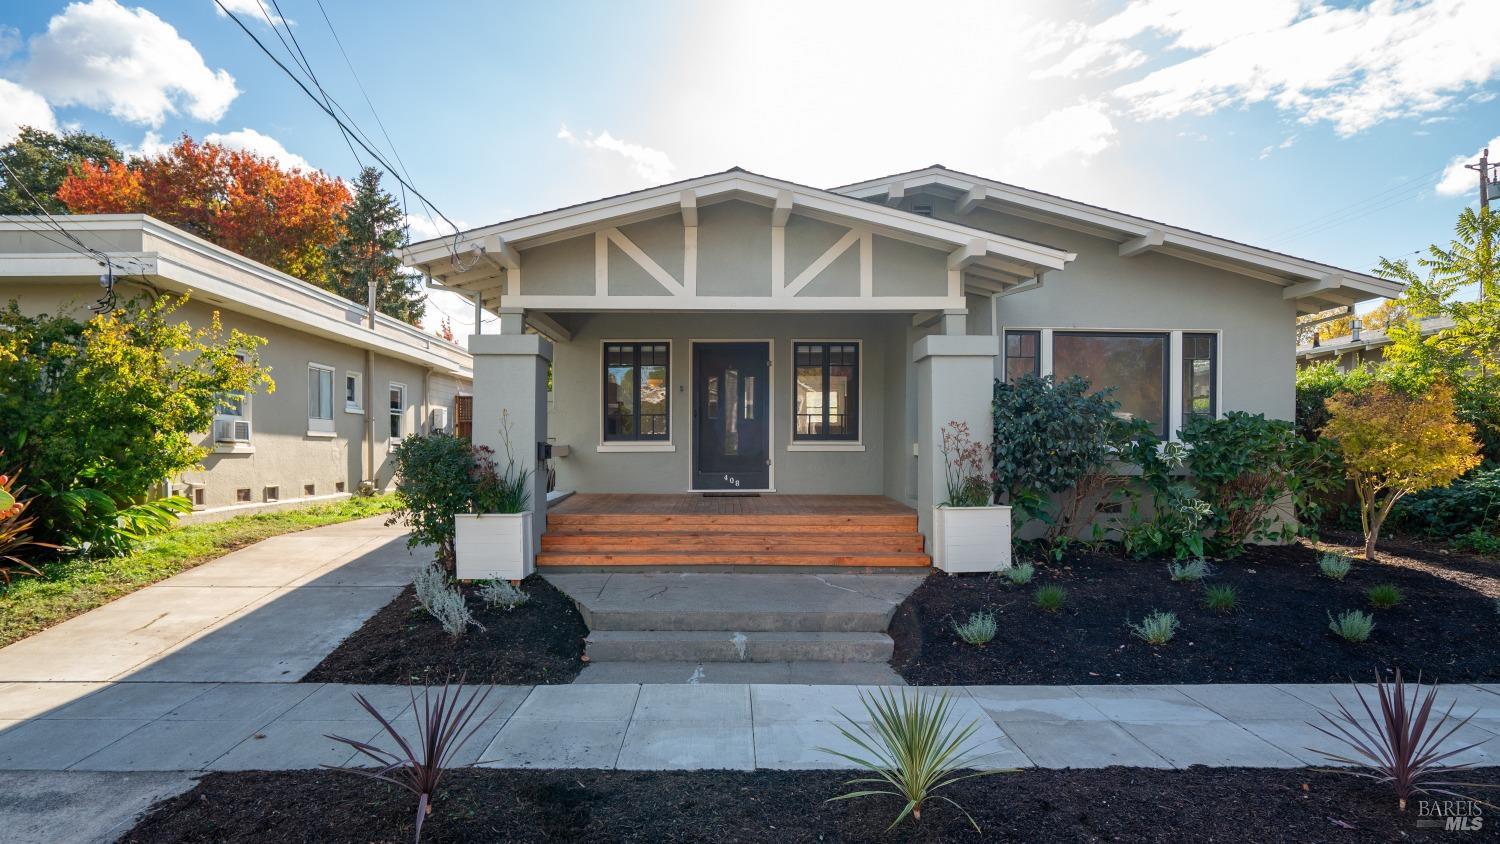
[{"x1": 540, "y1": 494, "x2": 929, "y2": 568}]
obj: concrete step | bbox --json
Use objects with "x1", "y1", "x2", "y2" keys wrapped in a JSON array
[
  {"x1": 573, "y1": 660, "x2": 907, "y2": 685},
  {"x1": 584, "y1": 630, "x2": 894, "y2": 663},
  {"x1": 581, "y1": 605, "x2": 895, "y2": 633}
]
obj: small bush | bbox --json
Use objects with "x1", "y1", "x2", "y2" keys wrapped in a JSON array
[
  {"x1": 1328, "y1": 609, "x2": 1375, "y2": 643},
  {"x1": 478, "y1": 579, "x2": 530, "y2": 610},
  {"x1": 1318, "y1": 552, "x2": 1353, "y2": 581},
  {"x1": 1167, "y1": 559, "x2": 1211, "y2": 582},
  {"x1": 1128, "y1": 610, "x2": 1180, "y2": 644},
  {"x1": 1203, "y1": 584, "x2": 1239, "y2": 613},
  {"x1": 1453, "y1": 527, "x2": 1500, "y2": 556},
  {"x1": 1367, "y1": 583, "x2": 1404, "y2": 609},
  {"x1": 952, "y1": 611, "x2": 997, "y2": 646},
  {"x1": 1033, "y1": 585, "x2": 1066, "y2": 612},
  {"x1": 412, "y1": 565, "x2": 482, "y2": 638},
  {"x1": 1390, "y1": 465, "x2": 1500, "y2": 538},
  {"x1": 1003, "y1": 562, "x2": 1034, "y2": 585}
]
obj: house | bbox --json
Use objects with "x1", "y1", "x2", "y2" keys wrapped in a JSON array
[
  {"x1": 1296, "y1": 314, "x2": 1452, "y2": 371},
  {"x1": 0, "y1": 214, "x2": 473, "y2": 520},
  {"x1": 399, "y1": 166, "x2": 1402, "y2": 569}
]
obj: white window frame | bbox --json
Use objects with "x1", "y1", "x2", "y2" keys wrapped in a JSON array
[
  {"x1": 307, "y1": 363, "x2": 336, "y2": 436},
  {"x1": 999, "y1": 325, "x2": 1224, "y2": 441},
  {"x1": 787, "y1": 338, "x2": 865, "y2": 452},
  {"x1": 344, "y1": 371, "x2": 364, "y2": 414},
  {"x1": 388, "y1": 381, "x2": 408, "y2": 448}
]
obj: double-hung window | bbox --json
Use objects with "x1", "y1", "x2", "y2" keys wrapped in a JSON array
[
  {"x1": 603, "y1": 343, "x2": 669, "y2": 441},
  {"x1": 793, "y1": 341, "x2": 859, "y2": 441},
  {"x1": 307, "y1": 363, "x2": 335, "y2": 434},
  {"x1": 1182, "y1": 332, "x2": 1218, "y2": 420},
  {"x1": 344, "y1": 372, "x2": 363, "y2": 413},
  {"x1": 1003, "y1": 330, "x2": 1041, "y2": 385},
  {"x1": 1052, "y1": 331, "x2": 1169, "y2": 438},
  {"x1": 389, "y1": 382, "x2": 407, "y2": 441}
]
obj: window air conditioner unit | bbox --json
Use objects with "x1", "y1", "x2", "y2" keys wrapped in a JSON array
[
  {"x1": 214, "y1": 418, "x2": 251, "y2": 442},
  {"x1": 429, "y1": 406, "x2": 450, "y2": 432}
]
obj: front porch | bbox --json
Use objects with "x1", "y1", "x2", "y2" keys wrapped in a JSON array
[{"x1": 539, "y1": 493, "x2": 930, "y2": 568}]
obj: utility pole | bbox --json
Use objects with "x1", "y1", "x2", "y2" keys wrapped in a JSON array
[{"x1": 1466, "y1": 147, "x2": 1494, "y2": 213}]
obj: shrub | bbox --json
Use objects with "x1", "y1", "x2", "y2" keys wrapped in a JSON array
[
  {"x1": 1319, "y1": 552, "x2": 1353, "y2": 581},
  {"x1": 478, "y1": 579, "x2": 529, "y2": 610},
  {"x1": 1203, "y1": 584, "x2": 1238, "y2": 613},
  {"x1": 1323, "y1": 382, "x2": 1481, "y2": 561},
  {"x1": 819, "y1": 688, "x2": 1006, "y2": 831},
  {"x1": 939, "y1": 421, "x2": 992, "y2": 507},
  {"x1": 1003, "y1": 562, "x2": 1034, "y2": 585},
  {"x1": 1390, "y1": 465, "x2": 1500, "y2": 538},
  {"x1": 0, "y1": 460, "x2": 58, "y2": 583},
  {"x1": 327, "y1": 681, "x2": 502, "y2": 842},
  {"x1": 1328, "y1": 609, "x2": 1375, "y2": 643},
  {"x1": 1121, "y1": 441, "x2": 1214, "y2": 561},
  {"x1": 1033, "y1": 585, "x2": 1066, "y2": 612},
  {"x1": 1128, "y1": 610, "x2": 1180, "y2": 644},
  {"x1": 952, "y1": 611, "x2": 997, "y2": 646},
  {"x1": 412, "y1": 565, "x2": 481, "y2": 638},
  {"x1": 1167, "y1": 559, "x2": 1211, "y2": 582},
  {"x1": 1367, "y1": 583, "x2": 1404, "y2": 609},
  {"x1": 1453, "y1": 527, "x2": 1500, "y2": 556},
  {"x1": 1310, "y1": 669, "x2": 1492, "y2": 812},
  {"x1": 1296, "y1": 362, "x2": 1377, "y2": 441}
]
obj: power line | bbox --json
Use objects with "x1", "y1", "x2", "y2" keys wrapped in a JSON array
[
  {"x1": 1270, "y1": 173, "x2": 1445, "y2": 248},
  {"x1": 254, "y1": 0, "x2": 365, "y2": 170},
  {"x1": 1266, "y1": 169, "x2": 1445, "y2": 246}
]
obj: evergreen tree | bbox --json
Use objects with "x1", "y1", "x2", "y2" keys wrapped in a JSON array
[
  {"x1": 0, "y1": 126, "x2": 122, "y2": 215},
  {"x1": 325, "y1": 167, "x2": 425, "y2": 324}
]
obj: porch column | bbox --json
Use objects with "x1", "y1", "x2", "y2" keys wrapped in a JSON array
[
  {"x1": 469, "y1": 330, "x2": 552, "y2": 559},
  {"x1": 913, "y1": 330, "x2": 999, "y2": 546}
]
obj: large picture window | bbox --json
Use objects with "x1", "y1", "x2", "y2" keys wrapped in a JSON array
[
  {"x1": 1003, "y1": 330, "x2": 1040, "y2": 385},
  {"x1": 1182, "y1": 332, "x2": 1217, "y2": 420},
  {"x1": 794, "y1": 341, "x2": 859, "y2": 441},
  {"x1": 604, "y1": 342, "x2": 670, "y2": 441},
  {"x1": 1052, "y1": 331, "x2": 1169, "y2": 438}
]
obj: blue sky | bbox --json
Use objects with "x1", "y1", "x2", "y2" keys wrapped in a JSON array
[{"x1": 3, "y1": 0, "x2": 1498, "y2": 331}]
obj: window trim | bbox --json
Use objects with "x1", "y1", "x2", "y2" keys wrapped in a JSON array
[
  {"x1": 790, "y1": 339, "x2": 863, "y2": 445},
  {"x1": 1181, "y1": 332, "x2": 1218, "y2": 421},
  {"x1": 388, "y1": 381, "x2": 407, "y2": 446},
  {"x1": 599, "y1": 339, "x2": 673, "y2": 446},
  {"x1": 307, "y1": 362, "x2": 336, "y2": 435},
  {"x1": 344, "y1": 371, "x2": 364, "y2": 414}
]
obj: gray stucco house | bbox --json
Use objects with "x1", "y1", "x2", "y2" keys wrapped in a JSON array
[{"x1": 399, "y1": 166, "x2": 1401, "y2": 569}]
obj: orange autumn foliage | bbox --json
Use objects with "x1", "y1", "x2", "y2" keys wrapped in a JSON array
[{"x1": 57, "y1": 135, "x2": 350, "y2": 285}]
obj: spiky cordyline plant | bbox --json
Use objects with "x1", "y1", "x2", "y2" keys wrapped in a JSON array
[
  {"x1": 326, "y1": 680, "x2": 499, "y2": 843},
  {"x1": 819, "y1": 688, "x2": 1009, "y2": 831},
  {"x1": 1309, "y1": 669, "x2": 1495, "y2": 813}
]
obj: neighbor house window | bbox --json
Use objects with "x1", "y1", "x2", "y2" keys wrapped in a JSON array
[
  {"x1": 794, "y1": 342, "x2": 859, "y2": 441},
  {"x1": 1182, "y1": 333, "x2": 1217, "y2": 420},
  {"x1": 344, "y1": 372, "x2": 363, "y2": 413},
  {"x1": 308, "y1": 363, "x2": 335, "y2": 433},
  {"x1": 1003, "y1": 330, "x2": 1040, "y2": 384},
  {"x1": 603, "y1": 342, "x2": 670, "y2": 441},
  {"x1": 389, "y1": 382, "x2": 407, "y2": 440},
  {"x1": 1052, "y1": 331, "x2": 1168, "y2": 438}
]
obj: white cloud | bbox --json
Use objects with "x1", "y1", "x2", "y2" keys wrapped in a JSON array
[
  {"x1": 0, "y1": 25, "x2": 20, "y2": 60},
  {"x1": 1258, "y1": 134, "x2": 1297, "y2": 160},
  {"x1": 0, "y1": 78, "x2": 58, "y2": 143},
  {"x1": 557, "y1": 124, "x2": 675, "y2": 182},
  {"x1": 202, "y1": 128, "x2": 313, "y2": 171},
  {"x1": 120, "y1": 129, "x2": 171, "y2": 159},
  {"x1": 1436, "y1": 134, "x2": 1500, "y2": 197},
  {"x1": 23, "y1": 0, "x2": 238, "y2": 127},
  {"x1": 1003, "y1": 102, "x2": 1119, "y2": 170},
  {"x1": 214, "y1": 0, "x2": 288, "y2": 26}
]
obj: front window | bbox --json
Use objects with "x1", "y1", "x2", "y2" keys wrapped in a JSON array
[
  {"x1": 1182, "y1": 333, "x2": 1217, "y2": 420},
  {"x1": 308, "y1": 364, "x2": 334, "y2": 433},
  {"x1": 603, "y1": 342, "x2": 670, "y2": 441},
  {"x1": 1003, "y1": 330, "x2": 1040, "y2": 385},
  {"x1": 389, "y1": 383, "x2": 406, "y2": 440},
  {"x1": 1052, "y1": 331, "x2": 1168, "y2": 438},
  {"x1": 794, "y1": 341, "x2": 859, "y2": 441}
]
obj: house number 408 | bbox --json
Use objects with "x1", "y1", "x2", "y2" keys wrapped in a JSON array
[{"x1": 722, "y1": 475, "x2": 741, "y2": 487}]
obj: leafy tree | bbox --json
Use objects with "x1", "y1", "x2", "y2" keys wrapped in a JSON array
[
  {"x1": 1311, "y1": 300, "x2": 1407, "y2": 343},
  {"x1": 325, "y1": 167, "x2": 424, "y2": 324},
  {"x1": 56, "y1": 135, "x2": 351, "y2": 287},
  {"x1": 1295, "y1": 361, "x2": 1378, "y2": 440},
  {"x1": 0, "y1": 295, "x2": 272, "y2": 553},
  {"x1": 1323, "y1": 382, "x2": 1481, "y2": 561},
  {"x1": 0, "y1": 126, "x2": 123, "y2": 215}
]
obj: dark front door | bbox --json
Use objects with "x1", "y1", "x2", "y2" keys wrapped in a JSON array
[{"x1": 693, "y1": 342, "x2": 771, "y2": 490}]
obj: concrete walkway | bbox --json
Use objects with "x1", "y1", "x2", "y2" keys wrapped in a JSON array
[
  {"x1": 0, "y1": 516, "x2": 422, "y2": 683},
  {"x1": 2, "y1": 681, "x2": 1497, "y2": 773}
]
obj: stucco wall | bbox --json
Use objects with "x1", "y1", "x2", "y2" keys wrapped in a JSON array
[{"x1": 546, "y1": 311, "x2": 913, "y2": 496}]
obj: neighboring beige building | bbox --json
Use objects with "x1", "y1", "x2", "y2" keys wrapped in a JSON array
[
  {"x1": 1296, "y1": 315, "x2": 1453, "y2": 371},
  {"x1": 0, "y1": 214, "x2": 472, "y2": 520}
]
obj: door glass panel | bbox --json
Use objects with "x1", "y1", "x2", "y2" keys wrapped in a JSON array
[
  {"x1": 744, "y1": 376, "x2": 755, "y2": 420},
  {"x1": 707, "y1": 376, "x2": 719, "y2": 418},
  {"x1": 723, "y1": 368, "x2": 739, "y2": 455}
]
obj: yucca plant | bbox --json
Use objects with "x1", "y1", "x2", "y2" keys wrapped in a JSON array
[
  {"x1": 326, "y1": 680, "x2": 500, "y2": 843},
  {"x1": 819, "y1": 688, "x2": 1008, "y2": 831},
  {"x1": 1167, "y1": 559, "x2": 1211, "y2": 582},
  {"x1": 1128, "y1": 610, "x2": 1180, "y2": 644},
  {"x1": 1319, "y1": 552, "x2": 1353, "y2": 581},
  {"x1": 1203, "y1": 584, "x2": 1239, "y2": 613},
  {"x1": 1367, "y1": 583, "x2": 1404, "y2": 609},
  {"x1": 1033, "y1": 585, "x2": 1066, "y2": 612},
  {"x1": 952, "y1": 611, "x2": 997, "y2": 646},
  {"x1": 1329, "y1": 609, "x2": 1375, "y2": 643},
  {"x1": 1003, "y1": 562, "x2": 1035, "y2": 585},
  {"x1": 1309, "y1": 670, "x2": 1495, "y2": 812}
]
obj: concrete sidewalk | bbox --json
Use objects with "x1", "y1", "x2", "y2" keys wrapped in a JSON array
[
  {"x1": 2, "y1": 681, "x2": 1497, "y2": 773},
  {"x1": 0, "y1": 516, "x2": 424, "y2": 684}
]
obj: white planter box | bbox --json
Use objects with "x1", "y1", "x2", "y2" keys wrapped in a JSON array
[
  {"x1": 933, "y1": 504, "x2": 1012, "y2": 574},
  {"x1": 455, "y1": 512, "x2": 533, "y2": 581}
]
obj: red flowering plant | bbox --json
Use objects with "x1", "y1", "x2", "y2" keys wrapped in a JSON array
[{"x1": 939, "y1": 422, "x2": 994, "y2": 507}]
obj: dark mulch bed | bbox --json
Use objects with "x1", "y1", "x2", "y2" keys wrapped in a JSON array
[
  {"x1": 892, "y1": 542, "x2": 1500, "y2": 685},
  {"x1": 301, "y1": 575, "x2": 586, "y2": 685},
  {"x1": 124, "y1": 767, "x2": 1500, "y2": 842}
]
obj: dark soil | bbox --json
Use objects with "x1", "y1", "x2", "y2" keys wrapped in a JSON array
[
  {"x1": 892, "y1": 542, "x2": 1500, "y2": 685},
  {"x1": 123, "y1": 767, "x2": 1500, "y2": 842},
  {"x1": 301, "y1": 575, "x2": 586, "y2": 685}
]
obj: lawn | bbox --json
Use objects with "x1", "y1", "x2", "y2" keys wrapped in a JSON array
[{"x1": 0, "y1": 495, "x2": 395, "y2": 648}]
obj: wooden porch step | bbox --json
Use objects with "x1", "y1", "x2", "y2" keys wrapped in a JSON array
[
  {"x1": 547, "y1": 513, "x2": 917, "y2": 529},
  {"x1": 545, "y1": 522, "x2": 916, "y2": 536},
  {"x1": 535, "y1": 550, "x2": 931, "y2": 568},
  {"x1": 540, "y1": 532, "x2": 925, "y2": 553}
]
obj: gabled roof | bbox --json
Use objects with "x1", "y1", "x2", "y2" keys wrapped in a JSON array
[
  {"x1": 833, "y1": 165, "x2": 1404, "y2": 314},
  {"x1": 401, "y1": 167, "x2": 1075, "y2": 287}
]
